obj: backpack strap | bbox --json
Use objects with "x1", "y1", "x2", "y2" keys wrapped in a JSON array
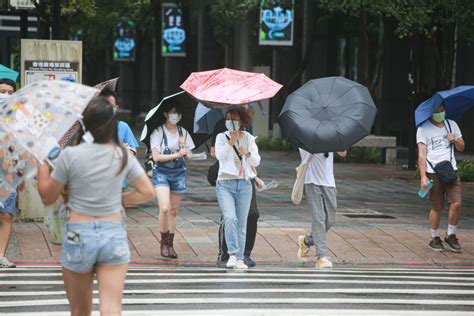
[
  {"x1": 177, "y1": 125, "x2": 188, "y2": 140},
  {"x1": 444, "y1": 120, "x2": 453, "y2": 163},
  {"x1": 159, "y1": 126, "x2": 168, "y2": 147}
]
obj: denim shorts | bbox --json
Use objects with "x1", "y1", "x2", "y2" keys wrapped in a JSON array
[
  {"x1": 152, "y1": 165, "x2": 187, "y2": 193},
  {"x1": 61, "y1": 220, "x2": 130, "y2": 273},
  {"x1": 0, "y1": 192, "x2": 17, "y2": 214}
]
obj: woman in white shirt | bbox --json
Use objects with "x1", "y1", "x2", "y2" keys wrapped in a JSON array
[
  {"x1": 150, "y1": 104, "x2": 195, "y2": 258},
  {"x1": 215, "y1": 108, "x2": 260, "y2": 269}
]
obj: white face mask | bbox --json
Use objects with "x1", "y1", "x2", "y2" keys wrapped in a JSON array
[
  {"x1": 168, "y1": 113, "x2": 181, "y2": 125},
  {"x1": 225, "y1": 120, "x2": 241, "y2": 132},
  {"x1": 0, "y1": 93, "x2": 9, "y2": 104}
]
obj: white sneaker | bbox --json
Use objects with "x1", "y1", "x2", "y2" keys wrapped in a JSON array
[
  {"x1": 234, "y1": 260, "x2": 248, "y2": 270},
  {"x1": 315, "y1": 257, "x2": 333, "y2": 269},
  {"x1": 0, "y1": 257, "x2": 16, "y2": 268},
  {"x1": 226, "y1": 255, "x2": 237, "y2": 268}
]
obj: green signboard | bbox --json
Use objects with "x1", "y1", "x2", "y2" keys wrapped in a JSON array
[
  {"x1": 259, "y1": 0, "x2": 294, "y2": 46},
  {"x1": 162, "y1": 3, "x2": 186, "y2": 57}
]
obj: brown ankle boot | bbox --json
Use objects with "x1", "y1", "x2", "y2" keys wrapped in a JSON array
[
  {"x1": 160, "y1": 231, "x2": 171, "y2": 258},
  {"x1": 167, "y1": 232, "x2": 178, "y2": 259}
]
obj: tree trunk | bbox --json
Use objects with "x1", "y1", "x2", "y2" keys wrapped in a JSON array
[{"x1": 358, "y1": 11, "x2": 369, "y2": 86}]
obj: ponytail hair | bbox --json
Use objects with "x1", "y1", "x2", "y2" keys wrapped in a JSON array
[{"x1": 78, "y1": 97, "x2": 128, "y2": 175}]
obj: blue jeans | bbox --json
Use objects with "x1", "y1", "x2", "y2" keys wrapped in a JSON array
[
  {"x1": 152, "y1": 165, "x2": 187, "y2": 193},
  {"x1": 0, "y1": 192, "x2": 17, "y2": 214},
  {"x1": 216, "y1": 179, "x2": 252, "y2": 260},
  {"x1": 61, "y1": 220, "x2": 130, "y2": 273}
]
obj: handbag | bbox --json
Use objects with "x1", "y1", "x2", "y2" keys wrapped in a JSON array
[
  {"x1": 291, "y1": 154, "x2": 315, "y2": 205},
  {"x1": 427, "y1": 120, "x2": 457, "y2": 185},
  {"x1": 43, "y1": 187, "x2": 70, "y2": 245},
  {"x1": 207, "y1": 161, "x2": 219, "y2": 186}
]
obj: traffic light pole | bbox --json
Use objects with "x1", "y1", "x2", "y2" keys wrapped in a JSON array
[
  {"x1": 19, "y1": 9, "x2": 28, "y2": 38},
  {"x1": 51, "y1": 0, "x2": 61, "y2": 39}
]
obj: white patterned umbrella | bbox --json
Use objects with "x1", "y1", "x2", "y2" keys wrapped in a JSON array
[{"x1": 0, "y1": 80, "x2": 97, "y2": 203}]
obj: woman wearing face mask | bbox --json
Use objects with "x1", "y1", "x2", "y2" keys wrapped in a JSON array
[
  {"x1": 215, "y1": 108, "x2": 261, "y2": 269},
  {"x1": 150, "y1": 104, "x2": 195, "y2": 258},
  {"x1": 0, "y1": 78, "x2": 20, "y2": 268}
]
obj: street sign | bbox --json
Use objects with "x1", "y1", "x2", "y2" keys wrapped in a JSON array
[
  {"x1": 23, "y1": 61, "x2": 79, "y2": 85},
  {"x1": 259, "y1": 0, "x2": 294, "y2": 46},
  {"x1": 21, "y1": 39, "x2": 83, "y2": 86},
  {"x1": 113, "y1": 18, "x2": 136, "y2": 62},
  {"x1": 162, "y1": 3, "x2": 186, "y2": 57},
  {"x1": 9, "y1": 0, "x2": 35, "y2": 10}
]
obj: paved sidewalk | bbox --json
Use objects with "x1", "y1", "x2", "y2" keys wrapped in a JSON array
[{"x1": 6, "y1": 151, "x2": 474, "y2": 268}]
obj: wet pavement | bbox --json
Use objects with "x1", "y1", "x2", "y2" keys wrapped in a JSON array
[{"x1": 7, "y1": 150, "x2": 474, "y2": 268}]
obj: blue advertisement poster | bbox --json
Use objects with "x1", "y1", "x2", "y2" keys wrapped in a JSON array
[
  {"x1": 113, "y1": 18, "x2": 136, "y2": 62},
  {"x1": 259, "y1": 0, "x2": 294, "y2": 46},
  {"x1": 162, "y1": 3, "x2": 186, "y2": 57}
]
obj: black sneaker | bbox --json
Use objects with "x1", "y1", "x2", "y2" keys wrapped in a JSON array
[
  {"x1": 428, "y1": 237, "x2": 445, "y2": 252},
  {"x1": 244, "y1": 255, "x2": 256, "y2": 268},
  {"x1": 444, "y1": 234, "x2": 462, "y2": 253},
  {"x1": 216, "y1": 256, "x2": 229, "y2": 268}
]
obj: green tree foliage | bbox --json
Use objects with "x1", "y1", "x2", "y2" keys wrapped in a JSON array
[
  {"x1": 318, "y1": 0, "x2": 474, "y2": 89},
  {"x1": 209, "y1": 0, "x2": 259, "y2": 47},
  {"x1": 32, "y1": 0, "x2": 97, "y2": 39}
]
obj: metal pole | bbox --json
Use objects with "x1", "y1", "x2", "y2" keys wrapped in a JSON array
[
  {"x1": 407, "y1": 39, "x2": 418, "y2": 170},
  {"x1": 151, "y1": 0, "x2": 159, "y2": 101},
  {"x1": 19, "y1": 10, "x2": 28, "y2": 39},
  {"x1": 51, "y1": 0, "x2": 61, "y2": 39}
]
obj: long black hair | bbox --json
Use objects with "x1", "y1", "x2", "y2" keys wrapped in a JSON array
[{"x1": 78, "y1": 97, "x2": 128, "y2": 174}]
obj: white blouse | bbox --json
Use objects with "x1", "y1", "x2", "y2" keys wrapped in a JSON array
[{"x1": 215, "y1": 131, "x2": 260, "y2": 180}]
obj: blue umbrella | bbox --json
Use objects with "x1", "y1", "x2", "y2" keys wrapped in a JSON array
[
  {"x1": 193, "y1": 101, "x2": 265, "y2": 134},
  {"x1": 193, "y1": 103, "x2": 226, "y2": 134},
  {"x1": 0, "y1": 65, "x2": 19, "y2": 82},
  {"x1": 415, "y1": 86, "x2": 474, "y2": 127}
]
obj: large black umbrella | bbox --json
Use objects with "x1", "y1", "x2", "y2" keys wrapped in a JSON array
[
  {"x1": 140, "y1": 91, "x2": 209, "y2": 151},
  {"x1": 278, "y1": 77, "x2": 377, "y2": 153}
]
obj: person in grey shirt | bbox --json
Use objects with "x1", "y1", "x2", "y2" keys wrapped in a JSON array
[{"x1": 38, "y1": 97, "x2": 155, "y2": 316}]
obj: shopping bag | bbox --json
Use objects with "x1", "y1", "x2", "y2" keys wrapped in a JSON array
[
  {"x1": 291, "y1": 155, "x2": 314, "y2": 205},
  {"x1": 43, "y1": 191, "x2": 69, "y2": 245}
]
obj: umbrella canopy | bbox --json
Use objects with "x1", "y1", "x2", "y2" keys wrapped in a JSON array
[
  {"x1": 94, "y1": 77, "x2": 120, "y2": 93},
  {"x1": 0, "y1": 65, "x2": 19, "y2": 82},
  {"x1": 415, "y1": 86, "x2": 474, "y2": 127},
  {"x1": 193, "y1": 101, "x2": 266, "y2": 135},
  {"x1": 278, "y1": 77, "x2": 377, "y2": 154},
  {"x1": 180, "y1": 68, "x2": 282, "y2": 108},
  {"x1": 0, "y1": 80, "x2": 97, "y2": 203},
  {"x1": 140, "y1": 91, "x2": 209, "y2": 150},
  {"x1": 193, "y1": 103, "x2": 226, "y2": 134}
]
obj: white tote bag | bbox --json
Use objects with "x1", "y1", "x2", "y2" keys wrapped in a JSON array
[{"x1": 291, "y1": 154, "x2": 314, "y2": 205}]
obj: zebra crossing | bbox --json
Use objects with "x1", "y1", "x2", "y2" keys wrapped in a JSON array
[{"x1": 1, "y1": 265, "x2": 474, "y2": 315}]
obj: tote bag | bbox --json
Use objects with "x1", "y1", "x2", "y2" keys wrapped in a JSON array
[{"x1": 291, "y1": 154, "x2": 315, "y2": 205}]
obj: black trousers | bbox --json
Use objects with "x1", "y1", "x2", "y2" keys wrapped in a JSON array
[{"x1": 217, "y1": 180, "x2": 259, "y2": 261}]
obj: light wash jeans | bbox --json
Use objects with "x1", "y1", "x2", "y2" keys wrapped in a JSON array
[
  {"x1": 216, "y1": 179, "x2": 253, "y2": 260},
  {"x1": 304, "y1": 184, "x2": 337, "y2": 258}
]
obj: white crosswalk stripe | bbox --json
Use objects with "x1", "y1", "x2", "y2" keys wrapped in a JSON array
[{"x1": 1, "y1": 266, "x2": 473, "y2": 315}]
